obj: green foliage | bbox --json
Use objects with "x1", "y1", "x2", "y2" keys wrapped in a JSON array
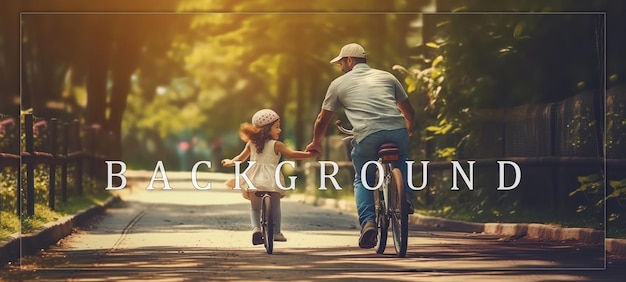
[
  {"x1": 0, "y1": 210, "x2": 19, "y2": 239},
  {"x1": 434, "y1": 147, "x2": 456, "y2": 160},
  {"x1": 411, "y1": 167, "x2": 524, "y2": 221},
  {"x1": 0, "y1": 167, "x2": 18, "y2": 214},
  {"x1": 121, "y1": 2, "x2": 428, "y2": 170},
  {"x1": 606, "y1": 88, "x2": 626, "y2": 155},
  {"x1": 569, "y1": 174, "x2": 604, "y2": 211},
  {"x1": 395, "y1": 2, "x2": 607, "y2": 161},
  {"x1": 570, "y1": 174, "x2": 625, "y2": 215},
  {"x1": 20, "y1": 204, "x2": 62, "y2": 233},
  {"x1": 1, "y1": 163, "x2": 111, "y2": 241},
  {"x1": 17, "y1": 190, "x2": 112, "y2": 237},
  {"x1": 566, "y1": 110, "x2": 597, "y2": 153},
  {"x1": 570, "y1": 173, "x2": 625, "y2": 237},
  {"x1": 607, "y1": 179, "x2": 626, "y2": 203},
  {"x1": 391, "y1": 2, "x2": 613, "y2": 220},
  {"x1": 607, "y1": 178, "x2": 626, "y2": 230}
]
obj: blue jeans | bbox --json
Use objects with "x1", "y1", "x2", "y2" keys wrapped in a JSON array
[{"x1": 351, "y1": 128, "x2": 411, "y2": 228}]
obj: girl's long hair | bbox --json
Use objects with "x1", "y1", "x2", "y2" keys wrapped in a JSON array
[{"x1": 238, "y1": 120, "x2": 276, "y2": 154}]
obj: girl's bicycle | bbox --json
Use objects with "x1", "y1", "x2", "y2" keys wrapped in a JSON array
[
  {"x1": 255, "y1": 191, "x2": 274, "y2": 254},
  {"x1": 336, "y1": 120, "x2": 409, "y2": 257}
]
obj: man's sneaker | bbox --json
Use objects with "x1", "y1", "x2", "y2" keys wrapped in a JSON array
[
  {"x1": 358, "y1": 221, "x2": 377, "y2": 249},
  {"x1": 252, "y1": 227, "x2": 263, "y2": 245},
  {"x1": 406, "y1": 198, "x2": 415, "y2": 214},
  {"x1": 274, "y1": 232, "x2": 288, "y2": 242}
]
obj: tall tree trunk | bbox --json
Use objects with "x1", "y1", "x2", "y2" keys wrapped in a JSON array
[
  {"x1": 0, "y1": 1, "x2": 20, "y2": 114},
  {"x1": 33, "y1": 15, "x2": 65, "y2": 117},
  {"x1": 85, "y1": 18, "x2": 110, "y2": 127},
  {"x1": 275, "y1": 77, "x2": 289, "y2": 126},
  {"x1": 108, "y1": 36, "x2": 140, "y2": 160},
  {"x1": 295, "y1": 78, "x2": 306, "y2": 150}
]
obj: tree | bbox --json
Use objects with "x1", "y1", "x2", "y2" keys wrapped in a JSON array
[
  {"x1": 178, "y1": 0, "x2": 427, "y2": 150},
  {"x1": 395, "y1": 1, "x2": 609, "y2": 160},
  {"x1": 12, "y1": 0, "x2": 428, "y2": 167},
  {"x1": 17, "y1": 1, "x2": 188, "y2": 159},
  {"x1": 391, "y1": 0, "x2": 624, "y2": 222},
  {"x1": 0, "y1": 1, "x2": 22, "y2": 115}
]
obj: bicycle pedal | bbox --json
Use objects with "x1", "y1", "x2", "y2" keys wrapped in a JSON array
[{"x1": 252, "y1": 231, "x2": 264, "y2": 245}]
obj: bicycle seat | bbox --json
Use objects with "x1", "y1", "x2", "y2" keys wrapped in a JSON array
[{"x1": 378, "y1": 143, "x2": 399, "y2": 162}]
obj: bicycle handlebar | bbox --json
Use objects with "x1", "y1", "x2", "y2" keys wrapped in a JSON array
[{"x1": 335, "y1": 120, "x2": 353, "y2": 135}]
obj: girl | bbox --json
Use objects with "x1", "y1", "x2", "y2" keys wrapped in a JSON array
[{"x1": 221, "y1": 109, "x2": 317, "y2": 245}]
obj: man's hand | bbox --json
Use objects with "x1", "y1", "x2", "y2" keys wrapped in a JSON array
[
  {"x1": 305, "y1": 142, "x2": 323, "y2": 157},
  {"x1": 306, "y1": 109, "x2": 334, "y2": 157}
]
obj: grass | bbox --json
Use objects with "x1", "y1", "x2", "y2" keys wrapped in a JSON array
[
  {"x1": 0, "y1": 190, "x2": 113, "y2": 243},
  {"x1": 0, "y1": 211, "x2": 20, "y2": 239}
]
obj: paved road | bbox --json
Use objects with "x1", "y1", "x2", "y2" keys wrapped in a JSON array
[{"x1": 1, "y1": 171, "x2": 624, "y2": 281}]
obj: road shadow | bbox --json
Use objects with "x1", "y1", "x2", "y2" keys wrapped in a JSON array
[
  {"x1": 0, "y1": 189, "x2": 618, "y2": 281},
  {"x1": 1, "y1": 245, "x2": 623, "y2": 281}
]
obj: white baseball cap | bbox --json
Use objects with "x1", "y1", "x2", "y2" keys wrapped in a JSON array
[
  {"x1": 329, "y1": 43, "x2": 367, "y2": 64},
  {"x1": 252, "y1": 109, "x2": 280, "y2": 127}
]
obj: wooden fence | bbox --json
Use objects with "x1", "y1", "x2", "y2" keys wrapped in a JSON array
[
  {"x1": 0, "y1": 113, "x2": 113, "y2": 216},
  {"x1": 304, "y1": 86, "x2": 626, "y2": 211}
]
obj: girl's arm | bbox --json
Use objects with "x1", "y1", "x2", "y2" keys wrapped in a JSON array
[
  {"x1": 274, "y1": 141, "x2": 318, "y2": 160},
  {"x1": 221, "y1": 142, "x2": 251, "y2": 167}
]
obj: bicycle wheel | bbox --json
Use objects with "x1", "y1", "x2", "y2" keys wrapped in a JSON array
[
  {"x1": 261, "y1": 194, "x2": 273, "y2": 254},
  {"x1": 374, "y1": 188, "x2": 388, "y2": 254},
  {"x1": 389, "y1": 167, "x2": 408, "y2": 257}
]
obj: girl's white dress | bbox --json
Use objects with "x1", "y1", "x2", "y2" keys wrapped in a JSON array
[{"x1": 226, "y1": 140, "x2": 286, "y2": 199}]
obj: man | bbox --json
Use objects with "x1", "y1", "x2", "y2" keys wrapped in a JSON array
[{"x1": 305, "y1": 43, "x2": 415, "y2": 249}]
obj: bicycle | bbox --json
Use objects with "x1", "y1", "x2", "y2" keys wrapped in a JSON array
[
  {"x1": 255, "y1": 191, "x2": 274, "y2": 254},
  {"x1": 336, "y1": 120, "x2": 409, "y2": 257}
]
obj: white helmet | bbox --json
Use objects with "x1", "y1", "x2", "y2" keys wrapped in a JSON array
[{"x1": 252, "y1": 109, "x2": 279, "y2": 127}]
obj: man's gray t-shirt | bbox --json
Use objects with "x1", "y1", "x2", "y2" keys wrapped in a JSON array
[{"x1": 321, "y1": 63, "x2": 409, "y2": 143}]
